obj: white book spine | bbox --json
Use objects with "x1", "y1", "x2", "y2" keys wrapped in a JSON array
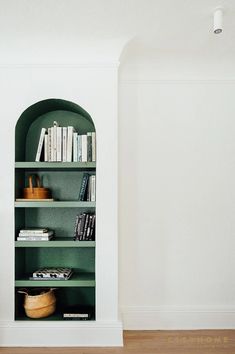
[
  {"x1": 91, "y1": 132, "x2": 96, "y2": 162},
  {"x1": 81, "y1": 135, "x2": 87, "y2": 162},
  {"x1": 67, "y1": 126, "x2": 74, "y2": 162},
  {"x1": 48, "y1": 128, "x2": 52, "y2": 162},
  {"x1": 77, "y1": 135, "x2": 82, "y2": 162},
  {"x1": 56, "y1": 127, "x2": 62, "y2": 162},
  {"x1": 51, "y1": 126, "x2": 54, "y2": 161},
  {"x1": 62, "y1": 127, "x2": 67, "y2": 162},
  {"x1": 91, "y1": 175, "x2": 96, "y2": 202},
  {"x1": 20, "y1": 229, "x2": 47, "y2": 234},
  {"x1": 35, "y1": 128, "x2": 46, "y2": 162},
  {"x1": 73, "y1": 132, "x2": 78, "y2": 162},
  {"x1": 44, "y1": 134, "x2": 48, "y2": 162},
  {"x1": 53, "y1": 124, "x2": 57, "y2": 162},
  {"x1": 19, "y1": 231, "x2": 53, "y2": 237},
  {"x1": 17, "y1": 236, "x2": 53, "y2": 241}
]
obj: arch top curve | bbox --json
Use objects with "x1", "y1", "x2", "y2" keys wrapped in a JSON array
[{"x1": 15, "y1": 98, "x2": 95, "y2": 162}]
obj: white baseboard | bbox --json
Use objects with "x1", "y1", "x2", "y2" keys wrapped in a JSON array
[
  {"x1": 121, "y1": 306, "x2": 235, "y2": 330},
  {"x1": 0, "y1": 320, "x2": 123, "y2": 346}
]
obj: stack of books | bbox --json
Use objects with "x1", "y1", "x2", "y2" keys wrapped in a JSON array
[
  {"x1": 17, "y1": 228, "x2": 54, "y2": 241},
  {"x1": 35, "y1": 121, "x2": 96, "y2": 163},
  {"x1": 79, "y1": 173, "x2": 96, "y2": 201},
  {"x1": 74, "y1": 213, "x2": 96, "y2": 241},
  {"x1": 30, "y1": 267, "x2": 73, "y2": 281}
]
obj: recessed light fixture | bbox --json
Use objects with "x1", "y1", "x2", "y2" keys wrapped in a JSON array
[{"x1": 214, "y1": 7, "x2": 223, "y2": 34}]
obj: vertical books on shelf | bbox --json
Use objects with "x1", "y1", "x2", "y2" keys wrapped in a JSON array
[{"x1": 35, "y1": 121, "x2": 96, "y2": 163}]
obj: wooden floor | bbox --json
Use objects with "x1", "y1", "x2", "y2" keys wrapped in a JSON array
[{"x1": 0, "y1": 330, "x2": 235, "y2": 354}]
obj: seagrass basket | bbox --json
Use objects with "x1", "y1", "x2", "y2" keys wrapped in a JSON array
[
  {"x1": 18, "y1": 288, "x2": 56, "y2": 319},
  {"x1": 23, "y1": 175, "x2": 51, "y2": 200}
]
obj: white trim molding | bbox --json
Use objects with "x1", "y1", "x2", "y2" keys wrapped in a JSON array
[
  {"x1": 120, "y1": 306, "x2": 235, "y2": 330},
  {"x1": 0, "y1": 320, "x2": 123, "y2": 346}
]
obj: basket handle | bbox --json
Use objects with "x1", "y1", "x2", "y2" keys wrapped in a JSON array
[
  {"x1": 28, "y1": 175, "x2": 41, "y2": 192},
  {"x1": 18, "y1": 289, "x2": 28, "y2": 295}
]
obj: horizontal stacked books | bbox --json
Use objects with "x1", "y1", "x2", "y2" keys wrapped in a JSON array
[
  {"x1": 74, "y1": 213, "x2": 96, "y2": 241},
  {"x1": 30, "y1": 267, "x2": 73, "y2": 281},
  {"x1": 35, "y1": 121, "x2": 96, "y2": 162},
  {"x1": 17, "y1": 228, "x2": 54, "y2": 241},
  {"x1": 63, "y1": 305, "x2": 94, "y2": 320},
  {"x1": 79, "y1": 173, "x2": 96, "y2": 201}
]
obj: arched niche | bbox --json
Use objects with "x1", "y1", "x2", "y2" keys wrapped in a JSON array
[{"x1": 15, "y1": 98, "x2": 95, "y2": 162}]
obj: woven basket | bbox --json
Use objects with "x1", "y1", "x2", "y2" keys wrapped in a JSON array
[
  {"x1": 23, "y1": 175, "x2": 51, "y2": 200},
  {"x1": 18, "y1": 288, "x2": 56, "y2": 319}
]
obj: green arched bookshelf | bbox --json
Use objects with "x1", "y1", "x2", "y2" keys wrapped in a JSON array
[{"x1": 14, "y1": 98, "x2": 96, "y2": 321}]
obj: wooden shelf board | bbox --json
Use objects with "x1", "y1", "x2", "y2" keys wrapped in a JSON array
[
  {"x1": 15, "y1": 272, "x2": 95, "y2": 287},
  {"x1": 15, "y1": 239, "x2": 95, "y2": 248},
  {"x1": 15, "y1": 201, "x2": 96, "y2": 208},
  {"x1": 15, "y1": 162, "x2": 96, "y2": 170}
]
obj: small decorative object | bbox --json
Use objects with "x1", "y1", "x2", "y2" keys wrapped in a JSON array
[
  {"x1": 18, "y1": 288, "x2": 56, "y2": 319},
  {"x1": 22, "y1": 174, "x2": 52, "y2": 200}
]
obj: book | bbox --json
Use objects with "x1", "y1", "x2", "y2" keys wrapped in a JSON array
[
  {"x1": 32, "y1": 267, "x2": 72, "y2": 279},
  {"x1": 48, "y1": 127, "x2": 52, "y2": 162},
  {"x1": 19, "y1": 231, "x2": 54, "y2": 237},
  {"x1": 78, "y1": 173, "x2": 89, "y2": 201},
  {"x1": 86, "y1": 215, "x2": 93, "y2": 240},
  {"x1": 73, "y1": 132, "x2": 78, "y2": 162},
  {"x1": 77, "y1": 135, "x2": 82, "y2": 162},
  {"x1": 67, "y1": 126, "x2": 75, "y2": 162},
  {"x1": 73, "y1": 215, "x2": 80, "y2": 240},
  {"x1": 56, "y1": 126, "x2": 62, "y2": 162},
  {"x1": 52, "y1": 121, "x2": 58, "y2": 162},
  {"x1": 81, "y1": 135, "x2": 87, "y2": 162},
  {"x1": 63, "y1": 305, "x2": 94, "y2": 320},
  {"x1": 35, "y1": 128, "x2": 46, "y2": 162},
  {"x1": 91, "y1": 132, "x2": 96, "y2": 162},
  {"x1": 90, "y1": 175, "x2": 96, "y2": 202},
  {"x1": 87, "y1": 132, "x2": 92, "y2": 162},
  {"x1": 17, "y1": 236, "x2": 54, "y2": 241},
  {"x1": 82, "y1": 214, "x2": 90, "y2": 241},
  {"x1": 29, "y1": 273, "x2": 72, "y2": 281},
  {"x1": 44, "y1": 134, "x2": 48, "y2": 162},
  {"x1": 62, "y1": 127, "x2": 67, "y2": 162},
  {"x1": 19, "y1": 228, "x2": 48, "y2": 234},
  {"x1": 89, "y1": 214, "x2": 96, "y2": 241}
]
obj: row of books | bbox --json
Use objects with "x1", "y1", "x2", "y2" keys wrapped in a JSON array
[
  {"x1": 74, "y1": 213, "x2": 96, "y2": 241},
  {"x1": 79, "y1": 173, "x2": 96, "y2": 201},
  {"x1": 30, "y1": 267, "x2": 72, "y2": 280},
  {"x1": 17, "y1": 228, "x2": 54, "y2": 241},
  {"x1": 35, "y1": 121, "x2": 96, "y2": 162}
]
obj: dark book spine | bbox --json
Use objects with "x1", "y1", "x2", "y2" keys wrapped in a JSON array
[
  {"x1": 87, "y1": 176, "x2": 91, "y2": 201},
  {"x1": 87, "y1": 134, "x2": 92, "y2": 162},
  {"x1": 89, "y1": 214, "x2": 96, "y2": 241},
  {"x1": 83, "y1": 214, "x2": 90, "y2": 240},
  {"x1": 79, "y1": 213, "x2": 86, "y2": 240},
  {"x1": 79, "y1": 173, "x2": 89, "y2": 201},
  {"x1": 86, "y1": 215, "x2": 93, "y2": 240},
  {"x1": 73, "y1": 215, "x2": 79, "y2": 240},
  {"x1": 74, "y1": 215, "x2": 82, "y2": 240}
]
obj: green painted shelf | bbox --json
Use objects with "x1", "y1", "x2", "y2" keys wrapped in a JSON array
[
  {"x1": 15, "y1": 239, "x2": 95, "y2": 248},
  {"x1": 15, "y1": 162, "x2": 96, "y2": 170},
  {"x1": 15, "y1": 201, "x2": 96, "y2": 208},
  {"x1": 15, "y1": 272, "x2": 95, "y2": 287},
  {"x1": 15, "y1": 313, "x2": 96, "y2": 321}
]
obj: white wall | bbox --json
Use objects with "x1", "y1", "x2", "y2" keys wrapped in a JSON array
[
  {"x1": 0, "y1": 65, "x2": 122, "y2": 346},
  {"x1": 118, "y1": 74, "x2": 235, "y2": 329}
]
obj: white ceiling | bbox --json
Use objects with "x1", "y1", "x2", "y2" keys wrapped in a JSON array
[{"x1": 0, "y1": 0, "x2": 234, "y2": 74}]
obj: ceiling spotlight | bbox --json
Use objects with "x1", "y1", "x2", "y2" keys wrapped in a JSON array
[{"x1": 213, "y1": 7, "x2": 223, "y2": 34}]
